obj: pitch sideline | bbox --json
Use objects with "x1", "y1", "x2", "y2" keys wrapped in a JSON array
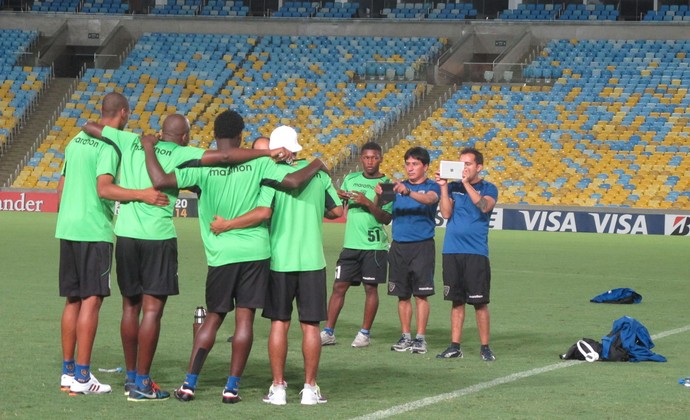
[{"x1": 351, "y1": 324, "x2": 690, "y2": 420}]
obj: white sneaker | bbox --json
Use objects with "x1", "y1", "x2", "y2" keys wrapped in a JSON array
[
  {"x1": 351, "y1": 332, "x2": 371, "y2": 348},
  {"x1": 60, "y1": 374, "x2": 74, "y2": 391},
  {"x1": 300, "y1": 384, "x2": 327, "y2": 405},
  {"x1": 263, "y1": 382, "x2": 287, "y2": 405},
  {"x1": 69, "y1": 374, "x2": 112, "y2": 395},
  {"x1": 320, "y1": 330, "x2": 336, "y2": 346}
]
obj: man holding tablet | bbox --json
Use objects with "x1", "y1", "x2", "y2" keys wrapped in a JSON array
[{"x1": 435, "y1": 147, "x2": 498, "y2": 361}]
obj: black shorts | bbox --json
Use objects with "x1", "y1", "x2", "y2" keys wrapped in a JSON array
[
  {"x1": 335, "y1": 248, "x2": 388, "y2": 286},
  {"x1": 59, "y1": 240, "x2": 112, "y2": 298},
  {"x1": 388, "y1": 239, "x2": 436, "y2": 299},
  {"x1": 206, "y1": 259, "x2": 270, "y2": 313},
  {"x1": 442, "y1": 254, "x2": 491, "y2": 305},
  {"x1": 262, "y1": 269, "x2": 327, "y2": 323},
  {"x1": 115, "y1": 236, "x2": 179, "y2": 297}
]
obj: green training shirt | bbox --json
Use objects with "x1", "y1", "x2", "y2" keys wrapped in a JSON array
[
  {"x1": 269, "y1": 160, "x2": 342, "y2": 272},
  {"x1": 175, "y1": 156, "x2": 285, "y2": 267},
  {"x1": 101, "y1": 126, "x2": 205, "y2": 240},
  {"x1": 55, "y1": 131, "x2": 119, "y2": 243},
  {"x1": 341, "y1": 172, "x2": 392, "y2": 250}
]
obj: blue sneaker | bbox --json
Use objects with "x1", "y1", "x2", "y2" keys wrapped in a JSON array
[
  {"x1": 127, "y1": 382, "x2": 170, "y2": 402},
  {"x1": 124, "y1": 381, "x2": 135, "y2": 396}
]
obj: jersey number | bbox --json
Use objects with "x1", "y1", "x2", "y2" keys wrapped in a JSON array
[{"x1": 367, "y1": 228, "x2": 381, "y2": 242}]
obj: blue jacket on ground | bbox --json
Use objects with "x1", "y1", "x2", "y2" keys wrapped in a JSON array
[
  {"x1": 590, "y1": 288, "x2": 642, "y2": 304},
  {"x1": 601, "y1": 316, "x2": 666, "y2": 362}
]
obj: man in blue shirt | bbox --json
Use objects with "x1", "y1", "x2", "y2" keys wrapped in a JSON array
[
  {"x1": 377, "y1": 147, "x2": 440, "y2": 355},
  {"x1": 434, "y1": 147, "x2": 498, "y2": 361}
]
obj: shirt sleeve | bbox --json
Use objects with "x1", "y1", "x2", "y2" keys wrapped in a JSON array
[
  {"x1": 173, "y1": 145, "x2": 205, "y2": 168},
  {"x1": 260, "y1": 158, "x2": 288, "y2": 184},
  {"x1": 96, "y1": 144, "x2": 119, "y2": 178},
  {"x1": 174, "y1": 167, "x2": 202, "y2": 190},
  {"x1": 323, "y1": 172, "x2": 343, "y2": 210},
  {"x1": 256, "y1": 184, "x2": 276, "y2": 208}
]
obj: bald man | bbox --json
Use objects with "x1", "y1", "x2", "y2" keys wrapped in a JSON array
[
  {"x1": 57, "y1": 92, "x2": 169, "y2": 397},
  {"x1": 82, "y1": 113, "x2": 291, "y2": 401}
]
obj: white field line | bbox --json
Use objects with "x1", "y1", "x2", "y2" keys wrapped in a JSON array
[{"x1": 351, "y1": 324, "x2": 690, "y2": 420}]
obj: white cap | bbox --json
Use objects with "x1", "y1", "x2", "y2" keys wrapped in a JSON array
[{"x1": 269, "y1": 125, "x2": 302, "y2": 152}]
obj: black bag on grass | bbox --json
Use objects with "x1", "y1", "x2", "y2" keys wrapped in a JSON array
[{"x1": 560, "y1": 338, "x2": 602, "y2": 361}]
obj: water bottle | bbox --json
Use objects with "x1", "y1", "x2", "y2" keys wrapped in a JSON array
[{"x1": 193, "y1": 306, "x2": 206, "y2": 339}]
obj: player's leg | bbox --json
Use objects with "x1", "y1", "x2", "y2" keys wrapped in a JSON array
[
  {"x1": 115, "y1": 237, "x2": 143, "y2": 393},
  {"x1": 451, "y1": 302, "x2": 466, "y2": 343},
  {"x1": 465, "y1": 255, "x2": 494, "y2": 361},
  {"x1": 389, "y1": 242, "x2": 414, "y2": 351},
  {"x1": 58, "y1": 240, "x2": 81, "y2": 390},
  {"x1": 120, "y1": 294, "x2": 141, "y2": 393},
  {"x1": 361, "y1": 283, "x2": 379, "y2": 331},
  {"x1": 296, "y1": 269, "x2": 328, "y2": 405},
  {"x1": 69, "y1": 241, "x2": 112, "y2": 395},
  {"x1": 60, "y1": 297, "x2": 80, "y2": 390},
  {"x1": 268, "y1": 320, "x2": 290, "y2": 384},
  {"x1": 409, "y1": 239, "x2": 435, "y2": 354}
]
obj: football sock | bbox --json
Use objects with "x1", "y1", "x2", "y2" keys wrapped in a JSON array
[
  {"x1": 225, "y1": 376, "x2": 240, "y2": 393},
  {"x1": 126, "y1": 370, "x2": 136, "y2": 384},
  {"x1": 402, "y1": 332, "x2": 412, "y2": 340},
  {"x1": 183, "y1": 373, "x2": 198, "y2": 390},
  {"x1": 481, "y1": 344, "x2": 490, "y2": 350},
  {"x1": 324, "y1": 327, "x2": 334, "y2": 336},
  {"x1": 360, "y1": 328, "x2": 370, "y2": 335},
  {"x1": 63, "y1": 360, "x2": 75, "y2": 375},
  {"x1": 451, "y1": 342, "x2": 460, "y2": 350},
  {"x1": 136, "y1": 375, "x2": 152, "y2": 391},
  {"x1": 75, "y1": 364, "x2": 90, "y2": 383},
  {"x1": 416, "y1": 333, "x2": 426, "y2": 341}
]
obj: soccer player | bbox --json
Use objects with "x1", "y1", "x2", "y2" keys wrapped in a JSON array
[
  {"x1": 434, "y1": 147, "x2": 498, "y2": 361},
  {"x1": 56, "y1": 92, "x2": 169, "y2": 396},
  {"x1": 262, "y1": 125, "x2": 343, "y2": 406},
  {"x1": 80, "y1": 112, "x2": 291, "y2": 401},
  {"x1": 140, "y1": 112, "x2": 327, "y2": 404},
  {"x1": 377, "y1": 146, "x2": 440, "y2": 355},
  {"x1": 320, "y1": 142, "x2": 392, "y2": 348}
]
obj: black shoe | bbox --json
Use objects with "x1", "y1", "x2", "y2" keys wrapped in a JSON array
[{"x1": 436, "y1": 346, "x2": 463, "y2": 359}]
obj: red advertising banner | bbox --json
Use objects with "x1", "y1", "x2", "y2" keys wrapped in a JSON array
[{"x1": 0, "y1": 191, "x2": 58, "y2": 212}]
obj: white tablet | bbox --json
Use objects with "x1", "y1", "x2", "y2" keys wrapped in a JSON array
[{"x1": 440, "y1": 160, "x2": 465, "y2": 180}]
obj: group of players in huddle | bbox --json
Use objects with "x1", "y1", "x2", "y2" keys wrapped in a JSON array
[{"x1": 56, "y1": 91, "x2": 498, "y2": 406}]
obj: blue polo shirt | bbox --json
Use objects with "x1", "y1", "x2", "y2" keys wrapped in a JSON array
[
  {"x1": 442, "y1": 179, "x2": 498, "y2": 257},
  {"x1": 391, "y1": 178, "x2": 441, "y2": 243}
]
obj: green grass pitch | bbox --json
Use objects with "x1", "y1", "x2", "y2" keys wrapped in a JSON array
[{"x1": 1, "y1": 211, "x2": 688, "y2": 419}]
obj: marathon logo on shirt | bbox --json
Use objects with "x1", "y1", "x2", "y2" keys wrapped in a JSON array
[
  {"x1": 351, "y1": 182, "x2": 374, "y2": 190},
  {"x1": 74, "y1": 137, "x2": 102, "y2": 147},
  {"x1": 209, "y1": 164, "x2": 253, "y2": 177},
  {"x1": 133, "y1": 143, "x2": 172, "y2": 156}
]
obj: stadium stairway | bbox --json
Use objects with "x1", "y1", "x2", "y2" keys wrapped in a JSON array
[
  {"x1": 331, "y1": 83, "x2": 453, "y2": 185},
  {"x1": 0, "y1": 77, "x2": 74, "y2": 188}
]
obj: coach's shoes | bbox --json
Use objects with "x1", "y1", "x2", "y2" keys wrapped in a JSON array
[
  {"x1": 300, "y1": 384, "x2": 327, "y2": 405},
  {"x1": 60, "y1": 374, "x2": 74, "y2": 391},
  {"x1": 222, "y1": 388, "x2": 242, "y2": 404},
  {"x1": 128, "y1": 381, "x2": 170, "y2": 401},
  {"x1": 410, "y1": 338, "x2": 428, "y2": 354},
  {"x1": 436, "y1": 346, "x2": 463, "y2": 359},
  {"x1": 173, "y1": 385, "x2": 195, "y2": 402},
  {"x1": 480, "y1": 345, "x2": 496, "y2": 361},
  {"x1": 391, "y1": 336, "x2": 414, "y2": 352},
  {"x1": 263, "y1": 382, "x2": 287, "y2": 405},
  {"x1": 69, "y1": 374, "x2": 112, "y2": 395},
  {"x1": 320, "y1": 330, "x2": 336, "y2": 346},
  {"x1": 351, "y1": 332, "x2": 370, "y2": 348}
]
